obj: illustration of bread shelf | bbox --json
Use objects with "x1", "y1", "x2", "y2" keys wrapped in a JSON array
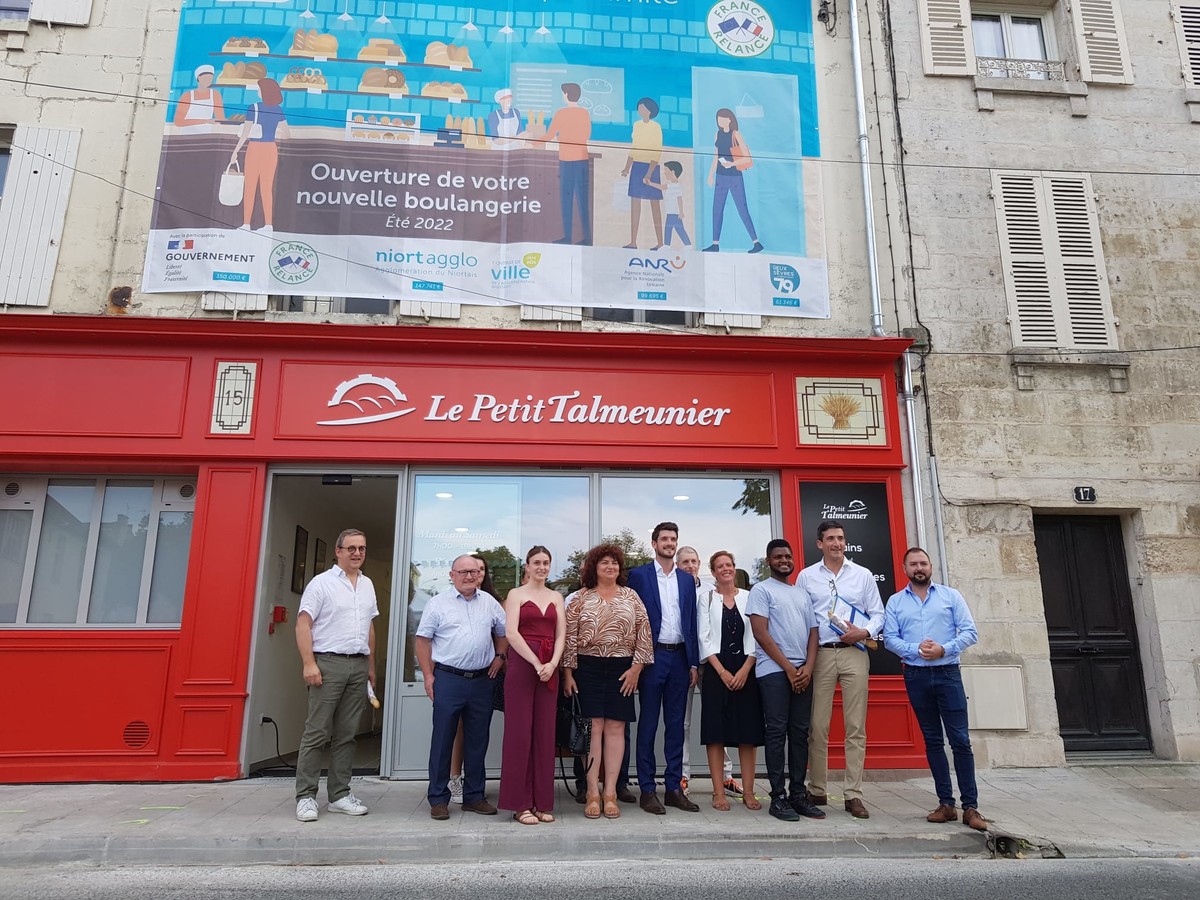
[
  {"x1": 345, "y1": 110, "x2": 421, "y2": 144},
  {"x1": 209, "y1": 51, "x2": 480, "y2": 73},
  {"x1": 221, "y1": 37, "x2": 269, "y2": 56}
]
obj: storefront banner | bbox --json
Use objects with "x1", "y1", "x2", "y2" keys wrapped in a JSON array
[
  {"x1": 276, "y1": 363, "x2": 779, "y2": 446},
  {"x1": 143, "y1": 0, "x2": 828, "y2": 318}
]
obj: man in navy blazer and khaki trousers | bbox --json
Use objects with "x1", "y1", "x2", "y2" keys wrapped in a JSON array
[{"x1": 626, "y1": 521, "x2": 701, "y2": 814}]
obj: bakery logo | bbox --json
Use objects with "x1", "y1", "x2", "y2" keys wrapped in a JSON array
[
  {"x1": 270, "y1": 241, "x2": 319, "y2": 285},
  {"x1": 707, "y1": 2, "x2": 775, "y2": 58},
  {"x1": 317, "y1": 374, "x2": 417, "y2": 426},
  {"x1": 821, "y1": 499, "x2": 870, "y2": 520}
]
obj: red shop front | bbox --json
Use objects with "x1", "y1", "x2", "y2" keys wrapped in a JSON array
[{"x1": 0, "y1": 314, "x2": 920, "y2": 783}]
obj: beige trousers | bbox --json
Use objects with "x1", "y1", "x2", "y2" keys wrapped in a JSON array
[{"x1": 807, "y1": 645, "x2": 870, "y2": 801}]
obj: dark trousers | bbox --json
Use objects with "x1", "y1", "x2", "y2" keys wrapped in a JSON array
[
  {"x1": 558, "y1": 159, "x2": 591, "y2": 243},
  {"x1": 636, "y1": 646, "x2": 689, "y2": 792},
  {"x1": 758, "y1": 671, "x2": 813, "y2": 801},
  {"x1": 904, "y1": 664, "x2": 978, "y2": 809},
  {"x1": 574, "y1": 722, "x2": 631, "y2": 793},
  {"x1": 428, "y1": 669, "x2": 494, "y2": 806}
]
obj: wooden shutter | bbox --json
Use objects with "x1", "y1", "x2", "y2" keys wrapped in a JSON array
[
  {"x1": 520, "y1": 304, "x2": 583, "y2": 322},
  {"x1": 994, "y1": 172, "x2": 1058, "y2": 346},
  {"x1": 201, "y1": 291, "x2": 268, "y2": 312},
  {"x1": 396, "y1": 299, "x2": 460, "y2": 318},
  {"x1": 0, "y1": 125, "x2": 80, "y2": 307},
  {"x1": 1071, "y1": 0, "x2": 1133, "y2": 84},
  {"x1": 1045, "y1": 174, "x2": 1117, "y2": 348},
  {"x1": 702, "y1": 312, "x2": 762, "y2": 329},
  {"x1": 28, "y1": 0, "x2": 92, "y2": 26},
  {"x1": 1173, "y1": 4, "x2": 1200, "y2": 85},
  {"x1": 918, "y1": 0, "x2": 976, "y2": 76},
  {"x1": 993, "y1": 171, "x2": 1116, "y2": 350}
]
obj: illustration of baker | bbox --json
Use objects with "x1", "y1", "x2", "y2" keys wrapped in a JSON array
[
  {"x1": 173, "y1": 64, "x2": 226, "y2": 128},
  {"x1": 487, "y1": 87, "x2": 524, "y2": 148}
]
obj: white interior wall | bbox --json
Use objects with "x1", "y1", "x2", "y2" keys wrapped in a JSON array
[{"x1": 245, "y1": 475, "x2": 397, "y2": 770}]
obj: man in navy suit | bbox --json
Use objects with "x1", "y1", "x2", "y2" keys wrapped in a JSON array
[{"x1": 626, "y1": 521, "x2": 701, "y2": 814}]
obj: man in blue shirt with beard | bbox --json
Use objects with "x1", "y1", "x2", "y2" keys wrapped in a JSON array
[{"x1": 883, "y1": 547, "x2": 988, "y2": 832}]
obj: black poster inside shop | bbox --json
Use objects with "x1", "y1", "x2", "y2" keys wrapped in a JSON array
[{"x1": 797, "y1": 481, "x2": 901, "y2": 676}]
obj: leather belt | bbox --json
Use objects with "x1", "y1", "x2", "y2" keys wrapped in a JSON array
[
  {"x1": 315, "y1": 651, "x2": 368, "y2": 658},
  {"x1": 435, "y1": 662, "x2": 491, "y2": 679},
  {"x1": 819, "y1": 642, "x2": 844, "y2": 649},
  {"x1": 656, "y1": 642, "x2": 685, "y2": 651}
]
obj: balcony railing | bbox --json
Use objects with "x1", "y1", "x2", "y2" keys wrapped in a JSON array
[{"x1": 976, "y1": 56, "x2": 1066, "y2": 81}]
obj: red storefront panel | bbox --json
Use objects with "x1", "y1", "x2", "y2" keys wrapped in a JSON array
[{"x1": 1, "y1": 315, "x2": 921, "y2": 782}]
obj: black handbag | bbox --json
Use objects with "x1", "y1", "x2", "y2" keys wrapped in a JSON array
[{"x1": 556, "y1": 692, "x2": 591, "y2": 756}]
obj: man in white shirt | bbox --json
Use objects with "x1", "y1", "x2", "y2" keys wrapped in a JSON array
[
  {"x1": 798, "y1": 520, "x2": 885, "y2": 819},
  {"x1": 293, "y1": 529, "x2": 378, "y2": 823}
]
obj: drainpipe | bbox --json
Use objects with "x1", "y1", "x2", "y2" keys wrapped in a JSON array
[{"x1": 847, "y1": 0, "x2": 927, "y2": 551}]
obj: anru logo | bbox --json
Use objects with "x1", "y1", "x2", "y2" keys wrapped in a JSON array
[
  {"x1": 629, "y1": 256, "x2": 687, "y2": 272},
  {"x1": 318, "y1": 374, "x2": 417, "y2": 426}
]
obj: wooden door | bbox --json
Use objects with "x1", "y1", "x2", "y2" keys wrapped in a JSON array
[{"x1": 1033, "y1": 515, "x2": 1151, "y2": 751}]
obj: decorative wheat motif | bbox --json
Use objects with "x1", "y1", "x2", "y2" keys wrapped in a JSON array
[{"x1": 819, "y1": 393, "x2": 861, "y2": 429}]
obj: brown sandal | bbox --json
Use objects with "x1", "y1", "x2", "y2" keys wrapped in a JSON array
[
  {"x1": 712, "y1": 793, "x2": 731, "y2": 811},
  {"x1": 584, "y1": 793, "x2": 601, "y2": 819},
  {"x1": 513, "y1": 809, "x2": 539, "y2": 825},
  {"x1": 744, "y1": 790, "x2": 762, "y2": 811},
  {"x1": 533, "y1": 809, "x2": 555, "y2": 823},
  {"x1": 602, "y1": 794, "x2": 620, "y2": 818}
]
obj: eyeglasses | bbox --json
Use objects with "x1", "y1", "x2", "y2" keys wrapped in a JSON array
[
  {"x1": 340, "y1": 546, "x2": 367, "y2": 554},
  {"x1": 452, "y1": 568, "x2": 483, "y2": 577}
]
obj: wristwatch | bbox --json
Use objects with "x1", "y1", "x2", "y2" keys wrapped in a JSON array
[{"x1": 495, "y1": 652, "x2": 507, "y2": 660}]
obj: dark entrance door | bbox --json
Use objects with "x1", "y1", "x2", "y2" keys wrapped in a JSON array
[{"x1": 1033, "y1": 515, "x2": 1151, "y2": 752}]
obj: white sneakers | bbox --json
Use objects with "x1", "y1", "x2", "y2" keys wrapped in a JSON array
[
  {"x1": 449, "y1": 775, "x2": 464, "y2": 804},
  {"x1": 295, "y1": 797, "x2": 319, "y2": 822},
  {"x1": 326, "y1": 793, "x2": 369, "y2": 816},
  {"x1": 296, "y1": 793, "x2": 368, "y2": 821}
]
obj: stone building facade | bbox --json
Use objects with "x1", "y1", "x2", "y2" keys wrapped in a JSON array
[{"x1": 1, "y1": 0, "x2": 1195, "y2": 779}]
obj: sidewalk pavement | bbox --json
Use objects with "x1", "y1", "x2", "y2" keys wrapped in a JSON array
[{"x1": 2, "y1": 764, "x2": 1198, "y2": 868}]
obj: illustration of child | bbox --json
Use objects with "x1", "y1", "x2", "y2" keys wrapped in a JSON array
[{"x1": 645, "y1": 160, "x2": 691, "y2": 248}]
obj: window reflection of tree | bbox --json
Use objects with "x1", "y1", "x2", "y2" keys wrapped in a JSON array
[{"x1": 554, "y1": 527, "x2": 652, "y2": 596}]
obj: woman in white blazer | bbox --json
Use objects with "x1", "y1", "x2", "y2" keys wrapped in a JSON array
[{"x1": 697, "y1": 550, "x2": 765, "y2": 810}]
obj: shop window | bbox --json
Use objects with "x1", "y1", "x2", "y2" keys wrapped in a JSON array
[{"x1": 0, "y1": 476, "x2": 195, "y2": 627}]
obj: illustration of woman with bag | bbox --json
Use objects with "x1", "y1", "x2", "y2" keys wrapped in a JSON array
[
  {"x1": 703, "y1": 108, "x2": 762, "y2": 254},
  {"x1": 229, "y1": 78, "x2": 289, "y2": 233}
]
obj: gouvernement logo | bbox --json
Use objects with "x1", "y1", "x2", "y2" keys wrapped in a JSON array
[{"x1": 706, "y1": 1, "x2": 776, "y2": 58}]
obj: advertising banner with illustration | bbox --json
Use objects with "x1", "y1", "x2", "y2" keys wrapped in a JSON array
[{"x1": 143, "y1": 1, "x2": 828, "y2": 318}]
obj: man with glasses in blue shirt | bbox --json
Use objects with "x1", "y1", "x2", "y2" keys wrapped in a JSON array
[
  {"x1": 294, "y1": 528, "x2": 378, "y2": 823},
  {"x1": 884, "y1": 547, "x2": 988, "y2": 831},
  {"x1": 416, "y1": 554, "x2": 508, "y2": 821}
]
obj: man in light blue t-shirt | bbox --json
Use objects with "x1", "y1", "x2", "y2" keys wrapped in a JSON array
[{"x1": 746, "y1": 538, "x2": 825, "y2": 823}]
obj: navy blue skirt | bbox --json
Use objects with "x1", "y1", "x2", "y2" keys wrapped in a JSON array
[{"x1": 574, "y1": 655, "x2": 637, "y2": 722}]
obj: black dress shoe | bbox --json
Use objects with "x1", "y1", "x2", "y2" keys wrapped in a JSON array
[
  {"x1": 790, "y1": 795, "x2": 827, "y2": 819},
  {"x1": 574, "y1": 788, "x2": 586, "y2": 804},
  {"x1": 616, "y1": 785, "x2": 638, "y2": 804},
  {"x1": 806, "y1": 790, "x2": 828, "y2": 806},
  {"x1": 640, "y1": 791, "x2": 666, "y2": 815},
  {"x1": 664, "y1": 788, "x2": 700, "y2": 812}
]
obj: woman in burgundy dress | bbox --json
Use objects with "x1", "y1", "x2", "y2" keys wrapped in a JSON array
[{"x1": 499, "y1": 546, "x2": 566, "y2": 824}]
